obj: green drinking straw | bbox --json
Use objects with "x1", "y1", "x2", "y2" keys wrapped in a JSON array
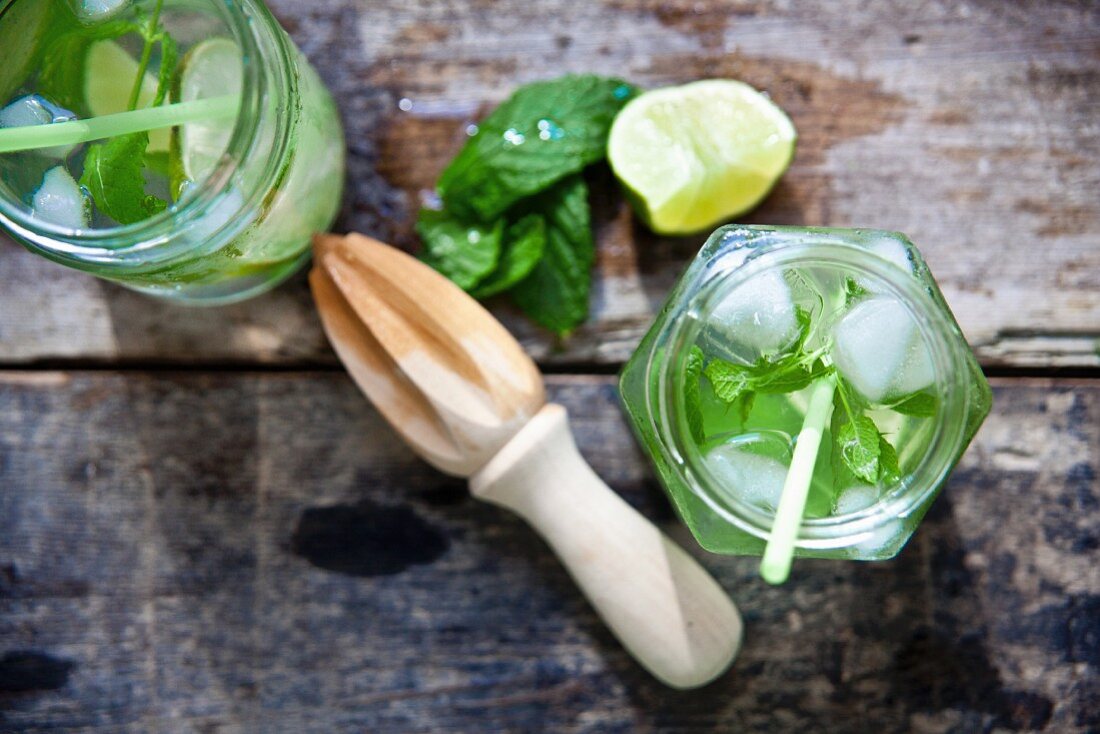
[
  {"x1": 0, "y1": 94, "x2": 239, "y2": 154},
  {"x1": 760, "y1": 373, "x2": 836, "y2": 585}
]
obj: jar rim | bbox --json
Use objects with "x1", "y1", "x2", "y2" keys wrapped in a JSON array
[
  {"x1": 649, "y1": 229, "x2": 969, "y2": 550},
  {"x1": 0, "y1": 0, "x2": 292, "y2": 263}
]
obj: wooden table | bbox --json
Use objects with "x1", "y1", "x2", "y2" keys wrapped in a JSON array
[{"x1": 1, "y1": 1, "x2": 1097, "y2": 731}]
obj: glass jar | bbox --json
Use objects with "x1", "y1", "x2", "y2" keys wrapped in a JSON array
[
  {"x1": 0, "y1": 0, "x2": 344, "y2": 304},
  {"x1": 619, "y1": 225, "x2": 992, "y2": 560}
]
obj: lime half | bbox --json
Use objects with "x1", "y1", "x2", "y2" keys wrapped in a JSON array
[
  {"x1": 172, "y1": 37, "x2": 242, "y2": 186},
  {"x1": 85, "y1": 40, "x2": 168, "y2": 152},
  {"x1": 608, "y1": 79, "x2": 796, "y2": 235}
]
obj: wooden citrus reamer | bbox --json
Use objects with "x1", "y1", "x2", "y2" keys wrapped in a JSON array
[{"x1": 310, "y1": 233, "x2": 742, "y2": 689}]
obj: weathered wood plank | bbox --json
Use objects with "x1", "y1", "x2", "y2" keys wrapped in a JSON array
[
  {"x1": 1, "y1": 0, "x2": 1098, "y2": 369},
  {"x1": 1, "y1": 374, "x2": 1096, "y2": 732}
]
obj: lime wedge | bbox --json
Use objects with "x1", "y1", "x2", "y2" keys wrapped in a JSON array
[
  {"x1": 172, "y1": 37, "x2": 242, "y2": 187},
  {"x1": 84, "y1": 39, "x2": 168, "y2": 152},
  {"x1": 608, "y1": 79, "x2": 796, "y2": 235}
]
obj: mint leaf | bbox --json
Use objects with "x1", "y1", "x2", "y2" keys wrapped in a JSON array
[
  {"x1": 830, "y1": 376, "x2": 878, "y2": 485},
  {"x1": 837, "y1": 415, "x2": 881, "y2": 484},
  {"x1": 697, "y1": 354, "x2": 757, "y2": 428},
  {"x1": 704, "y1": 310, "x2": 830, "y2": 427},
  {"x1": 843, "y1": 277, "x2": 868, "y2": 305},
  {"x1": 438, "y1": 75, "x2": 638, "y2": 221},
  {"x1": 738, "y1": 391, "x2": 756, "y2": 424},
  {"x1": 830, "y1": 397, "x2": 859, "y2": 490},
  {"x1": 471, "y1": 214, "x2": 546, "y2": 299},
  {"x1": 80, "y1": 132, "x2": 167, "y2": 224},
  {"x1": 877, "y1": 434, "x2": 901, "y2": 485},
  {"x1": 510, "y1": 175, "x2": 594, "y2": 335},
  {"x1": 888, "y1": 390, "x2": 937, "y2": 417},
  {"x1": 683, "y1": 345, "x2": 706, "y2": 444},
  {"x1": 418, "y1": 75, "x2": 637, "y2": 333},
  {"x1": 416, "y1": 209, "x2": 502, "y2": 290},
  {"x1": 831, "y1": 375, "x2": 903, "y2": 489},
  {"x1": 152, "y1": 31, "x2": 177, "y2": 106},
  {"x1": 793, "y1": 305, "x2": 813, "y2": 349},
  {"x1": 704, "y1": 360, "x2": 752, "y2": 403},
  {"x1": 753, "y1": 363, "x2": 815, "y2": 394}
]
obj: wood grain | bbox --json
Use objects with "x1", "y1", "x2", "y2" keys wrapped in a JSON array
[
  {"x1": 1, "y1": 0, "x2": 1098, "y2": 368},
  {"x1": 1, "y1": 374, "x2": 1096, "y2": 732}
]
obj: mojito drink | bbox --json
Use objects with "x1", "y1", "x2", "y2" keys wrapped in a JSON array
[
  {"x1": 0, "y1": 0, "x2": 344, "y2": 303},
  {"x1": 620, "y1": 226, "x2": 991, "y2": 560}
]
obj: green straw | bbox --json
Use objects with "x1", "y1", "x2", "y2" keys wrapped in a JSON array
[
  {"x1": 0, "y1": 94, "x2": 239, "y2": 154},
  {"x1": 760, "y1": 374, "x2": 836, "y2": 585}
]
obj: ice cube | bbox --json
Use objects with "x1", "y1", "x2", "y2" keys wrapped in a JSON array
[
  {"x1": 704, "y1": 440, "x2": 790, "y2": 511},
  {"x1": 834, "y1": 484, "x2": 879, "y2": 515},
  {"x1": 848, "y1": 236, "x2": 916, "y2": 297},
  {"x1": 866, "y1": 236, "x2": 913, "y2": 275},
  {"x1": 77, "y1": 0, "x2": 130, "y2": 21},
  {"x1": 0, "y1": 95, "x2": 79, "y2": 159},
  {"x1": 703, "y1": 270, "x2": 799, "y2": 364},
  {"x1": 31, "y1": 167, "x2": 90, "y2": 229},
  {"x1": 848, "y1": 519, "x2": 904, "y2": 558},
  {"x1": 830, "y1": 295, "x2": 934, "y2": 403}
]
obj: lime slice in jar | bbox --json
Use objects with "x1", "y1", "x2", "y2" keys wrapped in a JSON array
[
  {"x1": 0, "y1": 0, "x2": 52, "y2": 103},
  {"x1": 171, "y1": 37, "x2": 242, "y2": 192},
  {"x1": 84, "y1": 39, "x2": 168, "y2": 152},
  {"x1": 607, "y1": 79, "x2": 796, "y2": 235}
]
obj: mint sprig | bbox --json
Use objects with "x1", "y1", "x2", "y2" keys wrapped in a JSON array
[
  {"x1": 417, "y1": 74, "x2": 638, "y2": 335},
  {"x1": 76, "y1": 2, "x2": 177, "y2": 225},
  {"x1": 692, "y1": 298, "x2": 912, "y2": 492},
  {"x1": 438, "y1": 75, "x2": 637, "y2": 222},
  {"x1": 701, "y1": 306, "x2": 824, "y2": 401},
  {"x1": 830, "y1": 375, "x2": 903, "y2": 488},
  {"x1": 127, "y1": 0, "x2": 167, "y2": 111}
]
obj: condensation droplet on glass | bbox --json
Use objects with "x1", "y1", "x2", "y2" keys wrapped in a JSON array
[
  {"x1": 420, "y1": 190, "x2": 442, "y2": 209},
  {"x1": 465, "y1": 123, "x2": 479, "y2": 136},
  {"x1": 536, "y1": 118, "x2": 564, "y2": 141},
  {"x1": 502, "y1": 128, "x2": 525, "y2": 145},
  {"x1": 398, "y1": 98, "x2": 413, "y2": 112}
]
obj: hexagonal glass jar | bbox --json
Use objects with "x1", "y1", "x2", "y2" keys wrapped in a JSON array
[{"x1": 619, "y1": 225, "x2": 991, "y2": 560}]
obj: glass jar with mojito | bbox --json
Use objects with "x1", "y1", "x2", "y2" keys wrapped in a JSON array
[
  {"x1": 0, "y1": 0, "x2": 344, "y2": 303},
  {"x1": 619, "y1": 225, "x2": 992, "y2": 580}
]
